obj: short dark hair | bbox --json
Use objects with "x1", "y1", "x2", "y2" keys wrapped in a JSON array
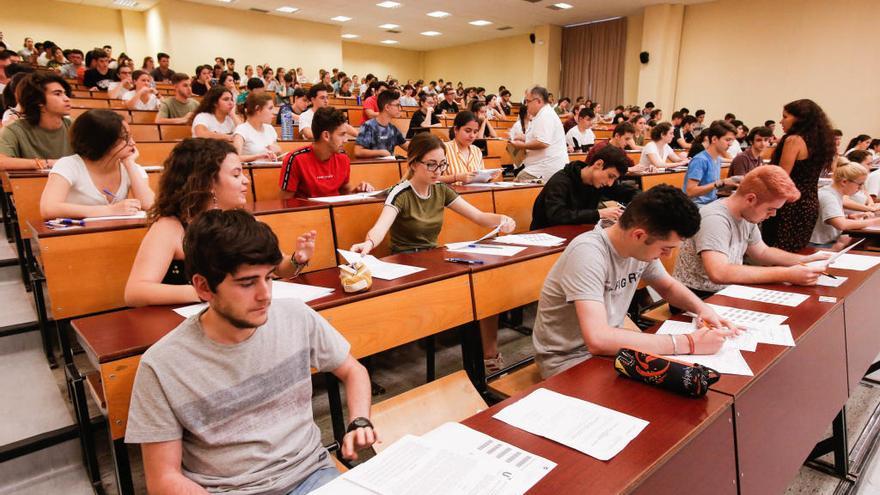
[
  {"x1": 587, "y1": 145, "x2": 630, "y2": 176},
  {"x1": 724, "y1": 113, "x2": 736, "y2": 120},
  {"x1": 577, "y1": 107, "x2": 595, "y2": 119},
  {"x1": 377, "y1": 90, "x2": 400, "y2": 112},
  {"x1": 311, "y1": 107, "x2": 347, "y2": 142},
  {"x1": 246, "y1": 77, "x2": 264, "y2": 91},
  {"x1": 103, "y1": 45, "x2": 112, "y2": 50},
  {"x1": 613, "y1": 122, "x2": 635, "y2": 137},
  {"x1": 746, "y1": 126, "x2": 773, "y2": 144},
  {"x1": 70, "y1": 109, "x2": 126, "y2": 161},
  {"x1": 291, "y1": 87, "x2": 307, "y2": 99},
  {"x1": 307, "y1": 83, "x2": 330, "y2": 100},
  {"x1": 650, "y1": 122, "x2": 673, "y2": 141},
  {"x1": 682, "y1": 115, "x2": 698, "y2": 126},
  {"x1": 89, "y1": 48, "x2": 109, "y2": 61},
  {"x1": 644, "y1": 101, "x2": 655, "y2": 109},
  {"x1": 184, "y1": 209, "x2": 282, "y2": 292},
  {"x1": 226, "y1": 58, "x2": 235, "y2": 64},
  {"x1": 618, "y1": 185, "x2": 700, "y2": 239},
  {"x1": 706, "y1": 120, "x2": 737, "y2": 141},
  {"x1": 833, "y1": 129, "x2": 844, "y2": 137},
  {"x1": 19, "y1": 72, "x2": 71, "y2": 125},
  {"x1": 671, "y1": 111, "x2": 683, "y2": 121},
  {"x1": 559, "y1": 97, "x2": 571, "y2": 104},
  {"x1": 171, "y1": 72, "x2": 190, "y2": 85},
  {"x1": 695, "y1": 109, "x2": 705, "y2": 117},
  {"x1": 764, "y1": 120, "x2": 775, "y2": 127},
  {"x1": 679, "y1": 107, "x2": 690, "y2": 115},
  {"x1": 500, "y1": 89, "x2": 511, "y2": 97},
  {"x1": 157, "y1": 52, "x2": 170, "y2": 60},
  {"x1": 0, "y1": 50, "x2": 15, "y2": 61}
]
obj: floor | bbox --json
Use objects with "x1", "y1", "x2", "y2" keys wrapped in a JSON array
[{"x1": 3, "y1": 229, "x2": 880, "y2": 494}]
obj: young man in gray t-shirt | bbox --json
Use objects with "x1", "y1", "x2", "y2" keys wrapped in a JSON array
[
  {"x1": 532, "y1": 185, "x2": 738, "y2": 378},
  {"x1": 675, "y1": 166, "x2": 828, "y2": 297},
  {"x1": 126, "y1": 209, "x2": 376, "y2": 494}
]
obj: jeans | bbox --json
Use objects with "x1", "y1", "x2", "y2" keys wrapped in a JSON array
[{"x1": 286, "y1": 467, "x2": 341, "y2": 495}]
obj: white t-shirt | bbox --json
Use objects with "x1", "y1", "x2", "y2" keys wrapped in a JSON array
[
  {"x1": 565, "y1": 126, "x2": 595, "y2": 151},
  {"x1": 865, "y1": 169, "x2": 880, "y2": 198},
  {"x1": 192, "y1": 112, "x2": 236, "y2": 137},
  {"x1": 122, "y1": 90, "x2": 160, "y2": 111},
  {"x1": 49, "y1": 154, "x2": 146, "y2": 207},
  {"x1": 639, "y1": 140, "x2": 674, "y2": 166},
  {"x1": 298, "y1": 108, "x2": 315, "y2": 132},
  {"x1": 727, "y1": 139, "x2": 743, "y2": 157},
  {"x1": 522, "y1": 104, "x2": 568, "y2": 179},
  {"x1": 234, "y1": 122, "x2": 278, "y2": 156},
  {"x1": 811, "y1": 186, "x2": 845, "y2": 245}
]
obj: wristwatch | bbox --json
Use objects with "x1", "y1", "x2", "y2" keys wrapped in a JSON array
[{"x1": 347, "y1": 417, "x2": 373, "y2": 432}]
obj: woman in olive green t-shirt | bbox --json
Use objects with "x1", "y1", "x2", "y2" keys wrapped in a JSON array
[{"x1": 351, "y1": 133, "x2": 515, "y2": 372}]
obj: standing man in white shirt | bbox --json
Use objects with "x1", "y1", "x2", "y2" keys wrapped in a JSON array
[{"x1": 511, "y1": 86, "x2": 568, "y2": 182}]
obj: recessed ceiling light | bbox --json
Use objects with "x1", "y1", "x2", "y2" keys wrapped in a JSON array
[
  {"x1": 113, "y1": 0, "x2": 138, "y2": 6},
  {"x1": 341, "y1": 34, "x2": 359, "y2": 39},
  {"x1": 275, "y1": 6, "x2": 298, "y2": 13},
  {"x1": 331, "y1": 15, "x2": 352, "y2": 21},
  {"x1": 376, "y1": 1, "x2": 401, "y2": 8},
  {"x1": 380, "y1": 39, "x2": 399, "y2": 44},
  {"x1": 426, "y1": 11, "x2": 450, "y2": 18},
  {"x1": 216, "y1": 0, "x2": 233, "y2": 3},
  {"x1": 378, "y1": 23, "x2": 399, "y2": 29},
  {"x1": 420, "y1": 31, "x2": 441, "y2": 36},
  {"x1": 469, "y1": 20, "x2": 492, "y2": 26},
  {"x1": 554, "y1": 3, "x2": 573, "y2": 9}
]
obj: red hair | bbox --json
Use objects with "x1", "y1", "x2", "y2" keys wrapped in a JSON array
[{"x1": 737, "y1": 165, "x2": 800, "y2": 203}]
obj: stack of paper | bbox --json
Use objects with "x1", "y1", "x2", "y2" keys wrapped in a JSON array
[
  {"x1": 493, "y1": 233, "x2": 566, "y2": 247},
  {"x1": 172, "y1": 280, "x2": 334, "y2": 317},
  {"x1": 247, "y1": 160, "x2": 283, "y2": 166},
  {"x1": 312, "y1": 423, "x2": 555, "y2": 495},
  {"x1": 82, "y1": 211, "x2": 148, "y2": 222},
  {"x1": 472, "y1": 168, "x2": 503, "y2": 183},
  {"x1": 656, "y1": 320, "x2": 756, "y2": 352},
  {"x1": 704, "y1": 303, "x2": 788, "y2": 328},
  {"x1": 716, "y1": 285, "x2": 810, "y2": 307},
  {"x1": 337, "y1": 249, "x2": 426, "y2": 280},
  {"x1": 663, "y1": 346, "x2": 754, "y2": 376},
  {"x1": 492, "y1": 388, "x2": 648, "y2": 461},
  {"x1": 308, "y1": 191, "x2": 384, "y2": 203}
]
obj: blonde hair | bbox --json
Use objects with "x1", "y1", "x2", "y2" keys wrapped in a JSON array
[{"x1": 834, "y1": 162, "x2": 868, "y2": 183}]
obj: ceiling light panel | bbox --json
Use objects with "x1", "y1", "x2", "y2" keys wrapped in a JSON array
[
  {"x1": 469, "y1": 20, "x2": 492, "y2": 26},
  {"x1": 331, "y1": 16, "x2": 351, "y2": 21},
  {"x1": 427, "y1": 11, "x2": 450, "y2": 18}
]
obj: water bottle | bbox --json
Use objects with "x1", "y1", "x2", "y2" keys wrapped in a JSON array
[
  {"x1": 280, "y1": 105, "x2": 294, "y2": 141},
  {"x1": 356, "y1": 94, "x2": 361, "y2": 105}
]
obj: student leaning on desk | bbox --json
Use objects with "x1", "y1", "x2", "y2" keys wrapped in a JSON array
[
  {"x1": 124, "y1": 138, "x2": 316, "y2": 307},
  {"x1": 351, "y1": 133, "x2": 515, "y2": 373},
  {"x1": 532, "y1": 185, "x2": 739, "y2": 379},
  {"x1": 126, "y1": 209, "x2": 376, "y2": 495}
]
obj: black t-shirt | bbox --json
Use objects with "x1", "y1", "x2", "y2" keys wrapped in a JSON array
[
  {"x1": 673, "y1": 126, "x2": 684, "y2": 144},
  {"x1": 611, "y1": 113, "x2": 627, "y2": 125},
  {"x1": 436, "y1": 100, "x2": 459, "y2": 114},
  {"x1": 407, "y1": 110, "x2": 440, "y2": 138},
  {"x1": 191, "y1": 81, "x2": 209, "y2": 96},
  {"x1": 83, "y1": 68, "x2": 117, "y2": 90},
  {"x1": 500, "y1": 101, "x2": 512, "y2": 116},
  {"x1": 150, "y1": 67, "x2": 175, "y2": 83}
]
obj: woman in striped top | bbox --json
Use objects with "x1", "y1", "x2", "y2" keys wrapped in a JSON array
[{"x1": 440, "y1": 111, "x2": 501, "y2": 184}]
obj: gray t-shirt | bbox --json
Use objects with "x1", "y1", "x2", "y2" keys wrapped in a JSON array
[
  {"x1": 811, "y1": 186, "x2": 845, "y2": 245},
  {"x1": 158, "y1": 97, "x2": 200, "y2": 119},
  {"x1": 125, "y1": 299, "x2": 350, "y2": 494},
  {"x1": 674, "y1": 199, "x2": 762, "y2": 292},
  {"x1": 532, "y1": 226, "x2": 666, "y2": 378}
]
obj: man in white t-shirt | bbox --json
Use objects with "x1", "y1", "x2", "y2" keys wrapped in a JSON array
[
  {"x1": 511, "y1": 86, "x2": 568, "y2": 182},
  {"x1": 565, "y1": 107, "x2": 596, "y2": 153},
  {"x1": 298, "y1": 84, "x2": 330, "y2": 140}
]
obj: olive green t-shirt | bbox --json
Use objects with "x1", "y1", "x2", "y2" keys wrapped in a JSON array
[
  {"x1": 0, "y1": 118, "x2": 72, "y2": 159},
  {"x1": 384, "y1": 181, "x2": 460, "y2": 252},
  {"x1": 157, "y1": 97, "x2": 199, "y2": 119}
]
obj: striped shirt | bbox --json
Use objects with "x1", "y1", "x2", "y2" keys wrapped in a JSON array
[{"x1": 443, "y1": 140, "x2": 484, "y2": 183}]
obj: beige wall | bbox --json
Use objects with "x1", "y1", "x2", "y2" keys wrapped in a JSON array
[
  {"x1": 532, "y1": 24, "x2": 563, "y2": 95},
  {"x1": 423, "y1": 34, "x2": 536, "y2": 98},
  {"x1": 341, "y1": 42, "x2": 424, "y2": 82},
  {"x1": 675, "y1": 0, "x2": 880, "y2": 138},
  {"x1": 622, "y1": 13, "x2": 644, "y2": 106},
  {"x1": 0, "y1": 0, "x2": 127, "y2": 55},
  {"x1": 636, "y1": 4, "x2": 684, "y2": 115}
]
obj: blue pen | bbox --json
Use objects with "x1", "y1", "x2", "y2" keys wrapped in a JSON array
[
  {"x1": 48, "y1": 218, "x2": 85, "y2": 226},
  {"x1": 467, "y1": 244, "x2": 503, "y2": 249},
  {"x1": 102, "y1": 188, "x2": 119, "y2": 203},
  {"x1": 445, "y1": 258, "x2": 484, "y2": 265}
]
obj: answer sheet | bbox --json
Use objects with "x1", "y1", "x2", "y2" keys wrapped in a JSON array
[
  {"x1": 492, "y1": 233, "x2": 566, "y2": 247},
  {"x1": 337, "y1": 249, "x2": 426, "y2": 280},
  {"x1": 656, "y1": 319, "x2": 757, "y2": 352},
  {"x1": 705, "y1": 303, "x2": 789, "y2": 329},
  {"x1": 446, "y1": 243, "x2": 527, "y2": 257},
  {"x1": 492, "y1": 388, "x2": 648, "y2": 461},
  {"x1": 808, "y1": 252, "x2": 880, "y2": 271},
  {"x1": 308, "y1": 191, "x2": 384, "y2": 203},
  {"x1": 472, "y1": 168, "x2": 503, "y2": 183},
  {"x1": 746, "y1": 324, "x2": 795, "y2": 347},
  {"x1": 816, "y1": 275, "x2": 848, "y2": 287},
  {"x1": 172, "y1": 281, "x2": 334, "y2": 317},
  {"x1": 662, "y1": 345, "x2": 754, "y2": 376},
  {"x1": 715, "y1": 285, "x2": 810, "y2": 307}
]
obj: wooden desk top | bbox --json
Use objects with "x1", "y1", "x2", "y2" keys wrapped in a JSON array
[{"x1": 462, "y1": 357, "x2": 733, "y2": 494}]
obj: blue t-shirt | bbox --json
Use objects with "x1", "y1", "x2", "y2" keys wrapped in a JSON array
[
  {"x1": 684, "y1": 150, "x2": 721, "y2": 205},
  {"x1": 355, "y1": 119, "x2": 406, "y2": 154}
]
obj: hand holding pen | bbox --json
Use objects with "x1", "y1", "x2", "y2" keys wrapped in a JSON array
[{"x1": 103, "y1": 189, "x2": 142, "y2": 215}]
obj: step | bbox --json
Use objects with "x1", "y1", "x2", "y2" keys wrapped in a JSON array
[
  {"x1": 0, "y1": 439, "x2": 93, "y2": 495},
  {"x1": 0, "y1": 265, "x2": 37, "y2": 329}
]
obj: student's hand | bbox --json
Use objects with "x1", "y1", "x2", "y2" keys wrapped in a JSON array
[
  {"x1": 499, "y1": 215, "x2": 516, "y2": 233},
  {"x1": 354, "y1": 182, "x2": 375, "y2": 192},
  {"x1": 695, "y1": 309, "x2": 742, "y2": 336},
  {"x1": 341, "y1": 425, "x2": 379, "y2": 460},
  {"x1": 458, "y1": 171, "x2": 478, "y2": 184},
  {"x1": 350, "y1": 240, "x2": 374, "y2": 256},
  {"x1": 785, "y1": 264, "x2": 825, "y2": 285},
  {"x1": 567, "y1": 144, "x2": 574, "y2": 153},
  {"x1": 294, "y1": 230, "x2": 316, "y2": 264},
  {"x1": 261, "y1": 151, "x2": 277, "y2": 162},
  {"x1": 722, "y1": 178, "x2": 739, "y2": 189},
  {"x1": 598, "y1": 206, "x2": 624, "y2": 221},
  {"x1": 380, "y1": 149, "x2": 392, "y2": 157},
  {"x1": 110, "y1": 199, "x2": 142, "y2": 215},
  {"x1": 689, "y1": 326, "x2": 737, "y2": 355}
]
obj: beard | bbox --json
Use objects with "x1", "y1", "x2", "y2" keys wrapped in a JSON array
[{"x1": 212, "y1": 300, "x2": 270, "y2": 330}]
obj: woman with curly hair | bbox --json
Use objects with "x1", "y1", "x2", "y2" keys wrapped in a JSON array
[
  {"x1": 761, "y1": 99, "x2": 837, "y2": 252},
  {"x1": 124, "y1": 138, "x2": 315, "y2": 307}
]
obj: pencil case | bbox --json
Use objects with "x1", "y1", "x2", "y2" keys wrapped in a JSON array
[
  {"x1": 339, "y1": 262, "x2": 372, "y2": 293},
  {"x1": 613, "y1": 348, "x2": 719, "y2": 398}
]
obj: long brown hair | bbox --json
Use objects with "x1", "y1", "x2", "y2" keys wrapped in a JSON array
[
  {"x1": 773, "y1": 99, "x2": 836, "y2": 172},
  {"x1": 150, "y1": 138, "x2": 236, "y2": 224}
]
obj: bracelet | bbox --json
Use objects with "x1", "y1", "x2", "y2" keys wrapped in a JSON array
[
  {"x1": 289, "y1": 255, "x2": 308, "y2": 277},
  {"x1": 670, "y1": 335, "x2": 679, "y2": 355},
  {"x1": 685, "y1": 334, "x2": 696, "y2": 355}
]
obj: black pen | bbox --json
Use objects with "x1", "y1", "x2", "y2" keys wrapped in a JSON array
[{"x1": 445, "y1": 258, "x2": 484, "y2": 265}]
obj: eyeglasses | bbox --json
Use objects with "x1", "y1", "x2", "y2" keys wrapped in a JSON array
[{"x1": 419, "y1": 159, "x2": 448, "y2": 173}]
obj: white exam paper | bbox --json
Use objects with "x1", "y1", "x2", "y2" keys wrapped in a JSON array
[
  {"x1": 308, "y1": 191, "x2": 384, "y2": 203},
  {"x1": 173, "y1": 303, "x2": 207, "y2": 318},
  {"x1": 716, "y1": 285, "x2": 810, "y2": 307},
  {"x1": 493, "y1": 233, "x2": 566, "y2": 247},
  {"x1": 705, "y1": 303, "x2": 788, "y2": 329},
  {"x1": 808, "y1": 252, "x2": 880, "y2": 271},
  {"x1": 337, "y1": 249, "x2": 426, "y2": 280},
  {"x1": 663, "y1": 345, "x2": 754, "y2": 376},
  {"x1": 746, "y1": 324, "x2": 795, "y2": 347},
  {"x1": 817, "y1": 275, "x2": 848, "y2": 287},
  {"x1": 82, "y1": 211, "x2": 147, "y2": 222},
  {"x1": 446, "y1": 243, "x2": 527, "y2": 257},
  {"x1": 492, "y1": 388, "x2": 648, "y2": 461},
  {"x1": 472, "y1": 168, "x2": 503, "y2": 183},
  {"x1": 655, "y1": 319, "x2": 757, "y2": 352}
]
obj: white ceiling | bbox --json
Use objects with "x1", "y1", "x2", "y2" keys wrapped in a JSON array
[{"x1": 60, "y1": 0, "x2": 707, "y2": 50}]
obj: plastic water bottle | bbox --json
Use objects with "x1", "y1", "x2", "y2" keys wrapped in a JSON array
[
  {"x1": 280, "y1": 105, "x2": 294, "y2": 141},
  {"x1": 356, "y1": 94, "x2": 361, "y2": 105}
]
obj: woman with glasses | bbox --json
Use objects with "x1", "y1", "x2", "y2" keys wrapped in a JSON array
[
  {"x1": 351, "y1": 133, "x2": 515, "y2": 373},
  {"x1": 40, "y1": 109, "x2": 154, "y2": 219}
]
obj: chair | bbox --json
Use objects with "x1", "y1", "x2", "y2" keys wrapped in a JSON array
[
  {"x1": 159, "y1": 125, "x2": 192, "y2": 141},
  {"x1": 130, "y1": 110, "x2": 158, "y2": 124},
  {"x1": 369, "y1": 370, "x2": 487, "y2": 454},
  {"x1": 130, "y1": 124, "x2": 161, "y2": 142}
]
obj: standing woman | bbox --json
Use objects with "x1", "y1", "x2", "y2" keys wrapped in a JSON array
[
  {"x1": 40, "y1": 109, "x2": 154, "y2": 219},
  {"x1": 761, "y1": 99, "x2": 836, "y2": 252},
  {"x1": 350, "y1": 134, "x2": 515, "y2": 372},
  {"x1": 233, "y1": 92, "x2": 281, "y2": 163},
  {"x1": 124, "y1": 138, "x2": 315, "y2": 306},
  {"x1": 191, "y1": 86, "x2": 239, "y2": 141},
  {"x1": 440, "y1": 111, "x2": 500, "y2": 184}
]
